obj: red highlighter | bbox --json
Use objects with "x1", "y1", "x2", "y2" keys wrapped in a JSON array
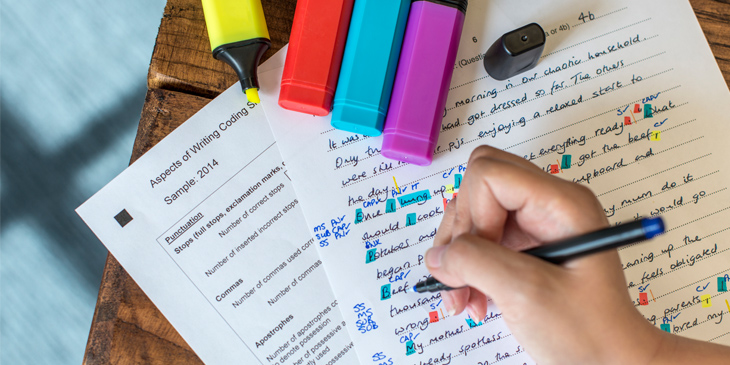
[{"x1": 279, "y1": 0, "x2": 355, "y2": 116}]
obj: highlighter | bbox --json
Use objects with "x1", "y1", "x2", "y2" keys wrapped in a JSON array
[
  {"x1": 330, "y1": 0, "x2": 411, "y2": 136},
  {"x1": 381, "y1": 0, "x2": 468, "y2": 166},
  {"x1": 279, "y1": 0, "x2": 355, "y2": 116},
  {"x1": 202, "y1": 0, "x2": 270, "y2": 103}
]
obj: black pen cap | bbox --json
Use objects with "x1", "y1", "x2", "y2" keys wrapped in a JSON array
[
  {"x1": 213, "y1": 38, "x2": 271, "y2": 92},
  {"x1": 483, "y1": 23, "x2": 545, "y2": 81},
  {"x1": 413, "y1": 0, "x2": 468, "y2": 14}
]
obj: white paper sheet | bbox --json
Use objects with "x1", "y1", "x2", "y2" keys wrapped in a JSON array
[
  {"x1": 261, "y1": 0, "x2": 730, "y2": 363},
  {"x1": 76, "y1": 47, "x2": 358, "y2": 365}
]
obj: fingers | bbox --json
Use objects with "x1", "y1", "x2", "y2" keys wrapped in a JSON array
[
  {"x1": 426, "y1": 233, "x2": 564, "y2": 309},
  {"x1": 433, "y1": 196, "x2": 457, "y2": 247},
  {"x1": 460, "y1": 152, "x2": 608, "y2": 243}
]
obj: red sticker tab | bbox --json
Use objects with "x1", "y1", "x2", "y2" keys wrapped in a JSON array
[
  {"x1": 639, "y1": 292, "x2": 649, "y2": 306},
  {"x1": 624, "y1": 116, "x2": 632, "y2": 125},
  {"x1": 429, "y1": 311, "x2": 439, "y2": 323},
  {"x1": 550, "y1": 164, "x2": 560, "y2": 174},
  {"x1": 634, "y1": 104, "x2": 641, "y2": 113}
]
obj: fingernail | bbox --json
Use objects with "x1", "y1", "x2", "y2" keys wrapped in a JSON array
[
  {"x1": 441, "y1": 291, "x2": 456, "y2": 317},
  {"x1": 426, "y1": 246, "x2": 446, "y2": 268},
  {"x1": 466, "y1": 304, "x2": 478, "y2": 322}
]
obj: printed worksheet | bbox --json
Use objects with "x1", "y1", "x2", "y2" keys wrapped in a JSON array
[
  {"x1": 76, "y1": 50, "x2": 357, "y2": 365},
  {"x1": 262, "y1": 0, "x2": 730, "y2": 363}
]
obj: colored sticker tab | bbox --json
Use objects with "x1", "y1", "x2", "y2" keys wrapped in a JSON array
[
  {"x1": 452, "y1": 192, "x2": 458, "y2": 200},
  {"x1": 406, "y1": 213, "x2": 417, "y2": 227},
  {"x1": 561, "y1": 155, "x2": 572, "y2": 169},
  {"x1": 624, "y1": 116, "x2": 632, "y2": 125},
  {"x1": 445, "y1": 184, "x2": 455, "y2": 194},
  {"x1": 386, "y1": 199, "x2": 396, "y2": 213},
  {"x1": 701, "y1": 294, "x2": 712, "y2": 308},
  {"x1": 355, "y1": 209, "x2": 363, "y2": 224},
  {"x1": 549, "y1": 164, "x2": 560, "y2": 174},
  {"x1": 397, "y1": 190, "x2": 432, "y2": 208},
  {"x1": 639, "y1": 292, "x2": 649, "y2": 306},
  {"x1": 660, "y1": 324, "x2": 671, "y2": 333},
  {"x1": 429, "y1": 311, "x2": 439, "y2": 323},
  {"x1": 650, "y1": 131, "x2": 661, "y2": 141},
  {"x1": 406, "y1": 340, "x2": 415, "y2": 356},
  {"x1": 381, "y1": 283, "x2": 392, "y2": 300},
  {"x1": 465, "y1": 318, "x2": 482, "y2": 328},
  {"x1": 454, "y1": 174, "x2": 463, "y2": 189},
  {"x1": 442, "y1": 198, "x2": 449, "y2": 209},
  {"x1": 644, "y1": 104, "x2": 653, "y2": 118},
  {"x1": 634, "y1": 103, "x2": 642, "y2": 113},
  {"x1": 719, "y1": 277, "x2": 728, "y2": 292},
  {"x1": 366, "y1": 248, "x2": 377, "y2": 264}
]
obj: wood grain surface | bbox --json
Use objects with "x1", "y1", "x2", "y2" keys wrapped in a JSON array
[{"x1": 84, "y1": 0, "x2": 730, "y2": 363}]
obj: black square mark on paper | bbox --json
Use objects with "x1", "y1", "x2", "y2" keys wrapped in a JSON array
[{"x1": 114, "y1": 209, "x2": 133, "y2": 227}]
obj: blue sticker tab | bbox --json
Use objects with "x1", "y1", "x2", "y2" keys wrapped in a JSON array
[
  {"x1": 386, "y1": 199, "x2": 396, "y2": 213},
  {"x1": 454, "y1": 174, "x2": 463, "y2": 189},
  {"x1": 397, "y1": 190, "x2": 431, "y2": 208},
  {"x1": 406, "y1": 213, "x2": 417, "y2": 227},
  {"x1": 465, "y1": 318, "x2": 482, "y2": 328},
  {"x1": 561, "y1": 155, "x2": 572, "y2": 169},
  {"x1": 355, "y1": 209, "x2": 363, "y2": 224},
  {"x1": 366, "y1": 248, "x2": 377, "y2": 264},
  {"x1": 644, "y1": 104, "x2": 653, "y2": 118},
  {"x1": 719, "y1": 277, "x2": 728, "y2": 292},
  {"x1": 660, "y1": 323, "x2": 671, "y2": 333},
  {"x1": 381, "y1": 283, "x2": 392, "y2": 300},
  {"x1": 406, "y1": 340, "x2": 415, "y2": 356}
]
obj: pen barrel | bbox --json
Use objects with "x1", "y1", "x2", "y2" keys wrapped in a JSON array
[
  {"x1": 523, "y1": 219, "x2": 651, "y2": 264},
  {"x1": 279, "y1": 0, "x2": 355, "y2": 116},
  {"x1": 381, "y1": 0, "x2": 467, "y2": 166},
  {"x1": 330, "y1": 0, "x2": 411, "y2": 136}
]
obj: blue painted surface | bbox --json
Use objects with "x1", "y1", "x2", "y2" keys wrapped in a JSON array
[{"x1": 0, "y1": 1, "x2": 165, "y2": 363}]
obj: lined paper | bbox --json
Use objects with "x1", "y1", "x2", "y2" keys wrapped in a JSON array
[{"x1": 261, "y1": 0, "x2": 730, "y2": 363}]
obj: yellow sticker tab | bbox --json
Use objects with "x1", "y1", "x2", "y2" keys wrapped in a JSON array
[
  {"x1": 650, "y1": 131, "x2": 661, "y2": 141},
  {"x1": 445, "y1": 184, "x2": 455, "y2": 194},
  {"x1": 701, "y1": 294, "x2": 712, "y2": 308}
]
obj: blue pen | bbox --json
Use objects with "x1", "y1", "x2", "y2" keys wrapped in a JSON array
[
  {"x1": 413, "y1": 217, "x2": 666, "y2": 293},
  {"x1": 330, "y1": 0, "x2": 411, "y2": 136}
]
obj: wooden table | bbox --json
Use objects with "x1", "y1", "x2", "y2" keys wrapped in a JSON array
[{"x1": 83, "y1": 0, "x2": 730, "y2": 363}]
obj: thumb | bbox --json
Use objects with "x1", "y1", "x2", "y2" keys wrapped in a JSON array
[{"x1": 426, "y1": 233, "x2": 566, "y2": 308}]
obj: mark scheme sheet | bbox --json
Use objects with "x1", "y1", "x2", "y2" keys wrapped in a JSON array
[
  {"x1": 76, "y1": 54, "x2": 357, "y2": 364},
  {"x1": 261, "y1": 0, "x2": 730, "y2": 363}
]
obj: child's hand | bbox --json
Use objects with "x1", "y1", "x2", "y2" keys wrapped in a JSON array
[{"x1": 425, "y1": 146, "x2": 729, "y2": 364}]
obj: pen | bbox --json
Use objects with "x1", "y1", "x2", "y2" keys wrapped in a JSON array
[
  {"x1": 413, "y1": 217, "x2": 665, "y2": 293},
  {"x1": 201, "y1": 0, "x2": 270, "y2": 103}
]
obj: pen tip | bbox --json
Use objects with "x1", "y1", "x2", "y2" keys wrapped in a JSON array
[{"x1": 246, "y1": 88, "x2": 260, "y2": 104}]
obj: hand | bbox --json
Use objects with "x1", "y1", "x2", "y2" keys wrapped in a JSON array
[{"x1": 425, "y1": 146, "x2": 730, "y2": 364}]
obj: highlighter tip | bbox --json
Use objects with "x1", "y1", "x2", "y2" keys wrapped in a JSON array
[{"x1": 246, "y1": 88, "x2": 260, "y2": 104}]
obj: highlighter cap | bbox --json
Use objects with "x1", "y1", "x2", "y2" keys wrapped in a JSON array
[{"x1": 483, "y1": 23, "x2": 545, "y2": 81}]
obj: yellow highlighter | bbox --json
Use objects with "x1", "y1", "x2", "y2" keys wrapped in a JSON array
[{"x1": 202, "y1": 0, "x2": 270, "y2": 103}]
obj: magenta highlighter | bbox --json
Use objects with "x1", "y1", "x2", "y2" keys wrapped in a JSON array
[{"x1": 381, "y1": 0, "x2": 467, "y2": 166}]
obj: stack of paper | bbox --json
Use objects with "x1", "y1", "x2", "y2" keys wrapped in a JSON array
[{"x1": 78, "y1": 0, "x2": 730, "y2": 363}]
